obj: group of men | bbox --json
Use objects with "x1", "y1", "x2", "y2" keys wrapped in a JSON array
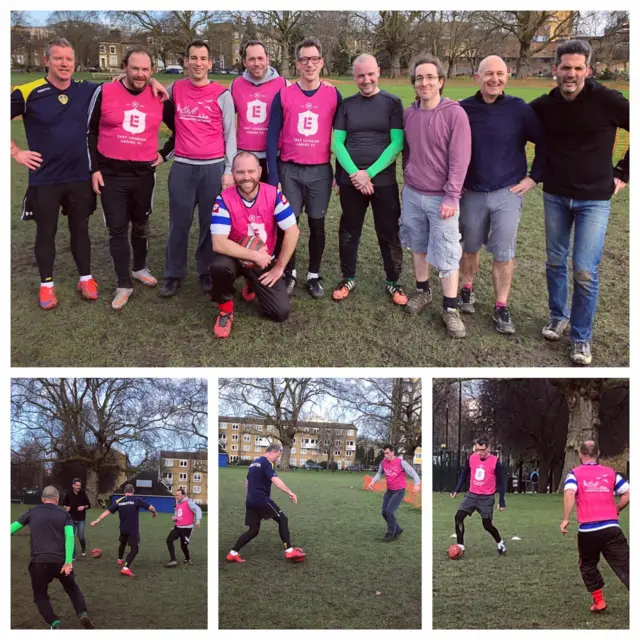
[
  {"x1": 12, "y1": 36, "x2": 628, "y2": 363},
  {"x1": 10, "y1": 481, "x2": 202, "y2": 629},
  {"x1": 450, "y1": 438, "x2": 629, "y2": 614},
  {"x1": 226, "y1": 442, "x2": 421, "y2": 563}
]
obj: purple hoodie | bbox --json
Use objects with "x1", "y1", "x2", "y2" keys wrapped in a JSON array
[{"x1": 403, "y1": 97, "x2": 472, "y2": 208}]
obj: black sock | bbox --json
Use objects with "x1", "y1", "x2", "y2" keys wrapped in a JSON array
[
  {"x1": 443, "y1": 296, "x2": 458, "y2": 310},
  {"x1": 416, "y1": 279, "x2": 430, "y2": 292}
]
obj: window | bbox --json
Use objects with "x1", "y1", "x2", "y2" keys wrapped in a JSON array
[
  {"x1": 256, "y1": 425, "x2": 263, "y2": 431},
  {"x1": 291, "y1": 447, "x2": 296, "y2": 454},
  {"x1": 267, "y1": 426, "x2": 273, "y2": 432},
  {"x1": 348, "y1": 430, "x2": 354, "y2": 436},
  {"x1": 293, "y1": 438, "x2": 297, "y2": 444},
  {"x1": 232, "y1": 424, "x2": 239, "y2": 430},
  {"x1": 179, "y1": 460, "x2": 188, "y2": 467},
  {"x1": 164, "y1": 459, "x2": 174, "y2": 466},
  {"x1": 194, "y1": 499, "x2": 202, "y2": 505},
  {"x1": 290, "y1": 458, "x2": 297, "y2": 466},
  {"x1": 232, "y1": 434, "x2": 239, "y2": 441},
  {"x1": 179, "y1": 485, "x2": 187, "y2": 492},
  {"x1": 335, "y1": 450, "x2": 341, "y2": 456},
  {"x1": 336, "y1": 440, "x2": 342, "y2": 446},
  {"x1": 347, "y1": 451, "x2": 353, "y2": 456},
  {"x1": 179, "y1": 473, "x2": 187, "y2": 481},
  {"x1": 254, "y1": 436, "x2": 261, "y2": 443},
  {"x1": 243, "y1": 434, "x2": 251, "y2": 442},
  {"x1": 232, "y1": 445, "x2": 238, "y2": 451},
  {"x1": 229, "y1": 455, "x2": 238, "y2": 462},
  {"x1": 254, "y1": 445, "x2": 262, "y2": 452},
  {"x1": 193, "y1": 473, "x2": 201, "y2": 482},
  {"x1": 162, "y1": 472, "x2": 173, "y2": 481},
  {"x1": 193, "y1": 486, "x2": 201, "y2": 494},
  {"x1": 110, "y1": 45, "x2": 116, "y2": 54},
  {"x1": 243, "y1": 445, "x2": 250, "y2": 452},
  {"x1": 347, "y1": 441, "x2": 354, "y2": 447},
  {"x1": 301, "y1": 448, "x2": 307, "y2": 454},
  {"x1": 219, "y1": 433, "x2": 226, "y2": 441},
  {"x1": 99, "y1": 45, "x2": 106, "y2": 54}
]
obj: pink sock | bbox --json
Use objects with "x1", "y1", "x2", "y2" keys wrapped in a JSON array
[
  {"x1": 463, "y1": 283, "x2": 473, "y2": 290},
  {"x1": 495, "y1": 301, "x2": 507, "y2": 309}
]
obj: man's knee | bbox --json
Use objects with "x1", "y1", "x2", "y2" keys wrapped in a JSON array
[
  {"x1": 269, "y1": 304, "x2": 290, "y2": 323},
  {"x1": 482, "y1": 517, "x2": 494, "y2": 531},
  {"x1": 455, "y1": 510, "x2": 467, "y2": 524},
  {"x1": 131, "y1": 219, "x2": 150, "y2": 240}
]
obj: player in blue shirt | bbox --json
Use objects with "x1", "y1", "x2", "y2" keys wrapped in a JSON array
[
  {"x1": 90, "y1": 484, "x2": 158, "y2": 577},
  {"x1": 226, "y1": 443, "x2": 306, "y2": 563}
]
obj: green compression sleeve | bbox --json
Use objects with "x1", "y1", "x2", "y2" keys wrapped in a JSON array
[
  {"x1": 64, "y1": 525, "x2": 74, "y2": 563},
  {"x1": 331, "y1": 129, "x2": 359, "y2": 175},
  {"x1": 367, "y1": 129, "x2": 404, "y2": 179},
  {"x1": 10, "y1": 521, "x2": 24, "y2": 535}
]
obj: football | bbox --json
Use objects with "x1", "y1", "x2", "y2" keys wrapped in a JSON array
[
  {"x1": 237, "y1": 235, "x2": 267, "y2": 268},
  {"x1": 448, "y1": 544, "x2": 463, "y2": 560},
  {"x1": 91, "y1": 548, "x2": 102, "y2": 559}
]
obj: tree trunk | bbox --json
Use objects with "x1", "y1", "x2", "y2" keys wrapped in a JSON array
[
  {"x1": 280, "y1": 34, "x2": 290, "y2": 78},
  {"x1": 557, "y1": 382, "x2": 601, "y2": 491},
  {"x1": 85, "y1": 467, "x2": 99, "y2": 507},
  {"x1": 447, "y1": 58, "x2": 456, "y2": 79},
  {"x1": 538, "y1": 458, "x2": 550, "y2": 494},
  {"x1": 281, "y1": 444, "x2": 291, "y2": 471},
  {"x1": 389, "y1": 51, "x2": 401, "y2": 79},
  {"x1": 516, "y1": 39, "x2": 532, "y2": 78}
]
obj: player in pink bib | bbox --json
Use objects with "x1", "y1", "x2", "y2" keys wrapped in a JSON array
[
  {"x1": 369, "y1": 444, "x2": 421, "y2": 541},
  {"x1": 209, "y1": 151, "x2": 300, "y2": 338},
  {"x1": 165, "y1": 488, "x2": 202, "y2": 568},
  {"x1": 561, "y1": 440, "x2": 629, "y2": 613},
  {"x1": 450, "y1": 437, "x2": 507, "y2": 556}
]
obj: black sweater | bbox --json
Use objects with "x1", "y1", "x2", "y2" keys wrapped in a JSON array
[{"x1": 530, "y1": 79, "x2": 629, "y2": 200}]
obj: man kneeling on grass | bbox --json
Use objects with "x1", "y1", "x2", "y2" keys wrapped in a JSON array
[
  {"x1": 226, "y1": 443, "x2": 306, "y2": 563},
  {"x1": 209, "y1": 151, "x2": 299, "y2": 338}
]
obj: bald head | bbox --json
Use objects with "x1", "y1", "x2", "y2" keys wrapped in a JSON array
[
  {"x1": 41, "y1": 486, "x2": 59, "y2": 503},
  {"x1": 352, "y1": 53, "x2": 380, "y2": 97},
  {"x1": 580, "y1": 440, "x2": 599, "y2": 459},
  {"x1": 476, "y1": 55, "x2": 508, "y2": 103}
]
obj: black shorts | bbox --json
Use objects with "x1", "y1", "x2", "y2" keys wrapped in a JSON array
[
  {"x1": 458, "y1": 492, "x2": 495, "y2": 519},
  {"x1": 245, "y1": 499, "x2": 283, "y2": 526},
  {"x1": 22, "y1": 180, "x2": 96, "y2": 222},
  {"x1": 119, "y1": 532, "x2": 140, "y2": 547}
]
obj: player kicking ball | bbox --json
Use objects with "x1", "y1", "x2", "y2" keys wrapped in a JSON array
[
  {"x1": 450, "y1": 437, "x2": 507, "y2": 557},
  {"x1": 226, "y1": 443, "x2": 306, "y2": 563}
]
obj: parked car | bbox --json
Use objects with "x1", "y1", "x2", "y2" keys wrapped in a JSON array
[
  {"x1": 165, "y1": 65, "x2": 183, "y2": 74},
  {"x1": 304, "y1": 461, "x2": 323, "y2": 471},
  {"x1": 347, "y1": 464, "x2": 365, "y2": 472}
]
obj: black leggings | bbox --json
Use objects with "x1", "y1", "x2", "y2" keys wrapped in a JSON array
[
  {"x1": 166, "y1": 527, "x2": 192, "y2": 561},
  {"x1": 232, "y1": 512, "x2": 291, "y2": 552},
  {"x1": 279, "y1": 215, "x2": 325, "y2": 275},
  {"x1": 118, "y1": 534, "x2": 139, "y2": 567},
  {"x1": 455, "y1": 510, "x2": 501, "y2": 545}
]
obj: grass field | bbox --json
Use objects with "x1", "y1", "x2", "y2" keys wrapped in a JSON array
[
  {"x1": 219, "y1": 467, "x2": 422, "y2": 629},
  {"x1": 10, "y1": 504, "x2": 207, "y2": 629},
  {"x1": 10, "y1": 76, "x2": 629, "y2": 367},
  {"x1": 432, "y1": 493, "x2": 629, "y2": 629}
]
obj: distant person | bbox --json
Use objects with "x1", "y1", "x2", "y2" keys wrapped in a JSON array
[
  {"x1": 450, "y1": 437, "x2": 507, "y2": 556},
  {"x1": 401, "y1": 54, "x2": 471, "y2": 337},
  {"x1": 90, "y1": 483, "x2": 158, "y2": 577},
  {"x1": 561, "y1": 440, "x2": 629, "y2": 613},
  {"x1": 209, "y1": 151, "x2": 299, "y2": 338},
  {"x1": 369, "y1": 444, "x2": 421, "y2": 541},
  {"x1": 530, "y1": 40, "x2": 629, "y2": 365},
  {"x1": 158, "y1": 39, "x2": 237, "y2": 298},
  {"x1": 10, "y1": 485, "x2": 94, "y2": 629},
  {"x1": 458, "y1": 55, "x2": 546, "y2": 335},
  {"x1": 165, "y1": 488, "x2": 202, "y2": 567},
  {"x1": 226, "y1": 443, "x2": 306, "y2": 563},
  {"x1": 62, "y1": 478, "x2": 91, "y2": 560}
]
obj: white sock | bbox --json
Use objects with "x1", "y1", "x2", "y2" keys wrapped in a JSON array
[
  {"x1": 79, "y1": 274, "x2": 93, "y2": 282},
  {"x1": 498, "y1": 540, "x2": 505, "y2": 547},
  {"x1": 41, "y1": 281, "x2": 54, "y2": 288},
  {"x1": 286, "y1": 547, "x2": 293, "y2": 553},
  {"x1": 458, "y1": 544, "x2": 465, "y2": 551},
  {"x1": 290, "y1": 269, "x2": 297, "y2": 279},
  {"x1": 307, "y1": 272, "x2": 319, "y2": 281},
  {"x1": 229, "y1": 549, "x2": 238, "y2": 556}
]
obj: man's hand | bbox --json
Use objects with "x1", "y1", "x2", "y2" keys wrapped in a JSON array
[
  {"x1": 151, "y1": 152, "x2": 164, "y2": 167},
  {"x1": 350, "y1": 169, "x2": 371, "y2": 191},
  {"x1": 91, "y1": 171, "x2": 104, "y2": 195},
  {"x1": 77, "y1": 506, "x2": 85, "y2": 512},
  {"x1": 196, "y1": 522, "x2": 201, "y2": 528},
  {"x1": 149, "y1": 77, "x2": 169, "y2": 102},
  {"x1": 509, "y1": 176, "x2": 537, "y2": 196},
  {"x1": 440, "y1": 203, "x2": 457, "y2": 219},
  {"x1": 614, "y1": 177, "x2": 627, "y2": 195},
  {"x1": 12, "y1": 148, "x2": 43, "y2": 171},
  {"x1": 321, "y1": 80, "x2": 334, "y2": 88},
  {"x1": 60, "y1": 563, "x2": 73, "y2": 576},
  {"x1": 560, "y1": 519, "x2": 570, "y2": 535},
  {"x1": 64, "y1": 506, "x2": 71, "y2": 512},
  {"x1": 499, "y1": 506, "x2": 506, "y2": 512},
  {"x1": 172, "y1": 515, "x2": 177, "y2": 522},
  {"x1": 222, "y1": 173, "x2": 234, "y2": 190},
  {"x1": 152, "y1": 511, "x2": 158, "y2": 518},
  {"x1": 90, "y1": 520, "x2": 98, "y2": 527},
  {"x1": 450, "y1": 492, "x2": 457, "y2": 499},
  {"x1": 259, "y1": 263, "x2": 283, "y2": 287},
  {"x1": 252, "y1": 248, "x2": 273, "y2": 270},
  {"x1": 289, "y1": 492, "x2": 298, "y2": 504}
]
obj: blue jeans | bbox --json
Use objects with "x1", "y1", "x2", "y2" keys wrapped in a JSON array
[
  {"x1": 381, "y1": 488, "x2": 406, "y2": 535},
  {"x1": 73, "y1": 520, "x2": 86, "y2": 559},
  {"x1": 543, "y1": 193, "x2": 611, "y2": 342}
]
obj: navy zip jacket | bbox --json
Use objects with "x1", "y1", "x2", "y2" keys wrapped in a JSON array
[{"x1": 459, "y1": 92, "x2": 546, "y2": 192}]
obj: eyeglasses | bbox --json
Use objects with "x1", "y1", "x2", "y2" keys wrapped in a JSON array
[
  {"x1": 414, "y1": 75, "x2": 440, "y2": 84},
  {"x1": 298, "y1": 56, "x2": 322, "y2": 65}
]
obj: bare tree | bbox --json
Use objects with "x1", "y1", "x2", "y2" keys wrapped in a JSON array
[
  {"x1": 47, "y1": 11, "x2": 107, "y2": 69},
  {"x1": 11, "y1": 378, "x2": 206, "y2": 504}
]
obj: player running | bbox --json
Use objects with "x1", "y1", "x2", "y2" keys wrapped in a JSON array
[
  {"x1": 10, "y1": 486, "x2": 94, "y2": 629},
  {"x1": 369, "y1": 444, "x2": 421, "y2": 541},
  {"x1": 165, "y1": 488, "x2": 202, "y2": 567},
  {"x1": 450, "y1": 437, "x2": 507, "y2": 556},
  {"x1": 90, "y1": 483, "x2": 158, "y2": 577},
  {"x1": 226, "y1": 443, "x2": 306, "y2": 563},
  {"x1": 561, "y1": 440, "x2": 629, "y2": 613}
]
